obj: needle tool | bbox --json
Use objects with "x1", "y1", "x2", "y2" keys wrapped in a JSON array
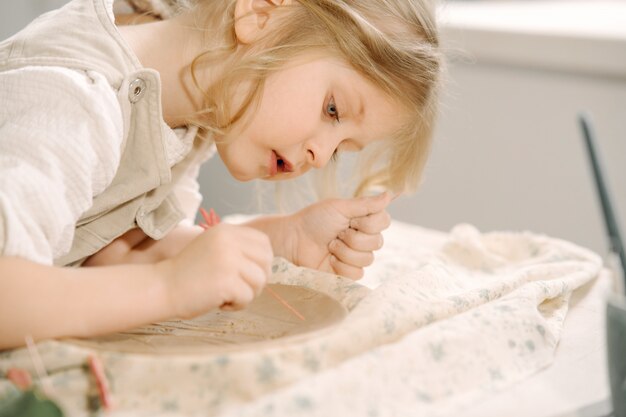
[
  {"x1": 198, "y1": 207, "x2": 306, "y2": 321},
  {"x1": 578, "y1": 113, "x2": 626, "y2": 293}
]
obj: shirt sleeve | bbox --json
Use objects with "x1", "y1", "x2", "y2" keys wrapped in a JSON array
[{"x1": 0, "y1": 66, "x2": 124, "y2": 264}]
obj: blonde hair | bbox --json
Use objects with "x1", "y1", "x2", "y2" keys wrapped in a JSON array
[{"x1": 187, "y1": 0, "x2": 441, "y2": 198}]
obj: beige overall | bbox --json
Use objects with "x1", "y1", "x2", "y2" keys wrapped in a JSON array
[{"x1": 0, "y1": 0, "x2": 208, "y2": 266}]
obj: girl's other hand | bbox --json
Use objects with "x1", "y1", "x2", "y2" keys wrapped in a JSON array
[
  {"x1": 158, "y1": 223, "x2": 273, "y2": 319},
  {"x1": 290, "y1": 193, "x2": 392, "y2": 279}
]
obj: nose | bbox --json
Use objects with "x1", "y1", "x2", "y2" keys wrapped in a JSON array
[{"x1": 306, "y1": 136, "x2": 338, "y2": 169}]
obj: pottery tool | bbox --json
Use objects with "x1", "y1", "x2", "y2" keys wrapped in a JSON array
[
  {"x1": 87, "y1": 355, "x2": 112, "y2": 410},
  {"x1": 578, "y1": 113, "x2": 626, "y2": 293},
  {"x1": 264, "y1": 286, "x2": 306, "y2": 321},
  {"x1": 198, "y1": 207, "x2": 220, "y2": 229},
  {"x1": 198, "y1": 207, "x2": 306, "y2": 321}
]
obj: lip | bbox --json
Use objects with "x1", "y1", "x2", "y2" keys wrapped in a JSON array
[
  {"x1": 269, "y1": 150, "x2": 294, "y2": 176},
  {"x1": 269, "y1": 151, "x2": 278, "y2": 176}
]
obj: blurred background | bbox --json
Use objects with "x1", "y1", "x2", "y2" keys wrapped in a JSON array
[{"x1": 2, "y1": 0, "x2": 625, "y2": 257}]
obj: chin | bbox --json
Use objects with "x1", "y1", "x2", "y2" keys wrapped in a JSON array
[
  {"x1": 231, "y1": 172, "x2": 256, "y2": 182},
  {"x1": 262, "y1": 172, "x2": 300, "y2": 182},
  {"x1": 223, "y1": 164, "x2": 254, "y2": 182}
]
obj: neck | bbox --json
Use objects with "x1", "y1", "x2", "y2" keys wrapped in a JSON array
[{"x1": 116, "y1": 13, "x2": 213, "y2": 128}]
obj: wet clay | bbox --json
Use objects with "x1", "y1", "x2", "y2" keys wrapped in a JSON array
[{"x1": 69, "y1": 284, "x2": 348, "y2": 354}]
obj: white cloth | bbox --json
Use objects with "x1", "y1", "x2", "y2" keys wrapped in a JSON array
[
  {"x1": 217, "y1": 223, "x2": 602, "y2": 417},
  {"x1": 0, "y1": 221, "x2": 603, "y2": 417}
]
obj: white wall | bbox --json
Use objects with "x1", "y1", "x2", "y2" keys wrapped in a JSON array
[
  {"x1": 397, "y1": 1, "x2": 626, "y2": 257},
  {"x1": 0, "y1": 1, "x2": 68, "y2": 39},
  {"x1": 390, "y1": 59, "x2": 626, "y2": 257}
]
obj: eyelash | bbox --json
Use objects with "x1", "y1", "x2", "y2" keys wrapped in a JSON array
[
  {"x1": 326, "y1": 97, "x2": 340, "y2": 124},
  {"x1": 326, "y1": 97, "x2": 340, "y2": 162}
]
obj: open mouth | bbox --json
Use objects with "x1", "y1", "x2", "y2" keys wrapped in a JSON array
[{"x1": 273, "y1": 151, "x2": 293, "y2": 174}]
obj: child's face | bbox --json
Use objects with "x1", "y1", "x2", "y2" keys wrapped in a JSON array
[{"x1": 215, "y1": 55, "x2": 404, "y2": 181}]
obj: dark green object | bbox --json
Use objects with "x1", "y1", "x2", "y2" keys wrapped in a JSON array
[
  {"x1": 578, "y1": 112, "x2": 626, "y2": 415},
  {"x1": 578, "y1": 113, "x2": 626, "y2": 290},
  {"x1": 0, "y1": 389, "x2": 64, "y2": 417},
  {"x1": 608, "y1": 295, "x2": 626, "y2": 417}
]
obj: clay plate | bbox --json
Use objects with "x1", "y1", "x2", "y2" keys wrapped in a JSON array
[{"x1": 68, "y1": 284, "x2": 348, "y2": 354}]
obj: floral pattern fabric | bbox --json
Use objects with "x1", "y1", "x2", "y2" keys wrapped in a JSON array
[{"x1": 0, "y1": 221, "x2": 602, "y2": 417}]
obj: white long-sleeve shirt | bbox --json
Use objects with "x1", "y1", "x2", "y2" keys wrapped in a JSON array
[{"x1": 0, "y1": 65, "x2": 209, "y2": 264}]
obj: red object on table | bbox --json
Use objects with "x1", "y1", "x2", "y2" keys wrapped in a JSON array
[
  {"x1": 87, "y1": 355, "x2": 112, "y2": 410},
  {"x1": 6, "y1": 368, "x2": 33, "y2": 390}
]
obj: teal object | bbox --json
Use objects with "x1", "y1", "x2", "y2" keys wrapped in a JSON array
[
  {"x1": 578, "y1": 114, "x2": 626, "y2": 288},
  {"x1": 578, "y1": 113, "x2": 626, "y2": 415},
  {"x1": 608, "y1": 294, "x2": 626, "y2": 417},
  {"x1": 0, "y1": 389, "x2": 64, "y2": 417}
]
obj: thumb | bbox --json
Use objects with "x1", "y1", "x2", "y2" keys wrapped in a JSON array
[{"x1": 337, "y1": 192, "x2": 392, "y2": 218}]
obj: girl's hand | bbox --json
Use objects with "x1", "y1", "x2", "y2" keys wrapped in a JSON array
[
  {"x1": 158, "y1": 223, "x2": 273, "y2": 319},
  {"x1": 289, "y1": 193, "x2": 392, "y2": 279}
]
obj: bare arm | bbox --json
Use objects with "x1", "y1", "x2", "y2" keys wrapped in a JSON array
[
  {"x1": 0, "y1": 224, "x2": 273, "y2": 350},
  {"x1": 84, "y1": 224, "x2": 204, "y2": 266},
  {"x1": 0, "y1": 256, "x2": 172, "y2": 350}
]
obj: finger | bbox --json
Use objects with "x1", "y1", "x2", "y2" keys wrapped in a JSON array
[
  {"x1": 349, "y1": 210, "x2": 391, "y2": 234},
  {"x1": 233, "y1": 225, "x2": 274, "y2": 249},
  {"x1": 334, "y1": 192, "x2": 392, "y2": 219},
  {"x1": 224, "y1": 227, "x2": 274, "y2": 272},
  {"x1": 220, "y1": 280, "x2": 255, "y2": 311},
  {"x1": 241, "y1": 246, "x2": 273, "y2": 279},
  {"x1": 329, "y1": 238, "x2": 374, "y2": 268},
  {"x1": 338, "y1": 228, "x2": 384, "y2": 252},
  {"x1": 200, "y1": 226, "x2": 273, "y2": 272},
  {"x1": 211, "y1": 224, "x2": 270, "y2": 248},
  {"x1": 240, "y1": 261, "x2": 269, "y2": 296},
  {"x1": 116, "y1": 227, "x2": 148, "y2": 247},
  {"x1": 330, "y1": 255, "x2": 364, "y2": 280}
]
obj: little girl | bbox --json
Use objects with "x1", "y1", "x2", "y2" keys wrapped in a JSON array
[{"x1": 0, "y1": 0, "x2": 440, "y2": 349}]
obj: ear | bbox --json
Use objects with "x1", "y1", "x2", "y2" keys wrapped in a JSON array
[{"x1": 234, "y1": 0, "x2": 291, "y2": 44}]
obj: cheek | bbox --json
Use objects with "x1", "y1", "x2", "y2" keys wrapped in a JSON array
[
  {"x1": 254, "y1": 83, "x2": 318, "y2": 143},
  {"x1": 215, "y1": 141, "x2": 255, "y2": 181}
]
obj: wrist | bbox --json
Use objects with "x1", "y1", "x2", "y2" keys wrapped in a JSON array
[
  {"x1": 153, "y1": 259, "x2": 179, "y2": 319},
  {"x1": 275, "y1": 213, "x2": 299, "y2": 261},
  {"x1": 244, "y1": 214, "x2": 295, "y2": 261}
]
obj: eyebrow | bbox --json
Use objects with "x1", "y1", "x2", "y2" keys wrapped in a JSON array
[
  {"x1": 334, "y1": 84, "x2": 366, "y2": 150},
  {"x1": 349, "y1": 91, "x2": 366, "y2": 151},
  {"x1": 335, "y1": 82, "x2": 364, "y2": 122},
  {"x1": 353, "y1": 90, "x2": 365, "y2": 121}
]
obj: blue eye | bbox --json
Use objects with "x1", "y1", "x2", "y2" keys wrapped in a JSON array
[{"x1": 327, "y1": 97, "x2": 340, "y2": 123}]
